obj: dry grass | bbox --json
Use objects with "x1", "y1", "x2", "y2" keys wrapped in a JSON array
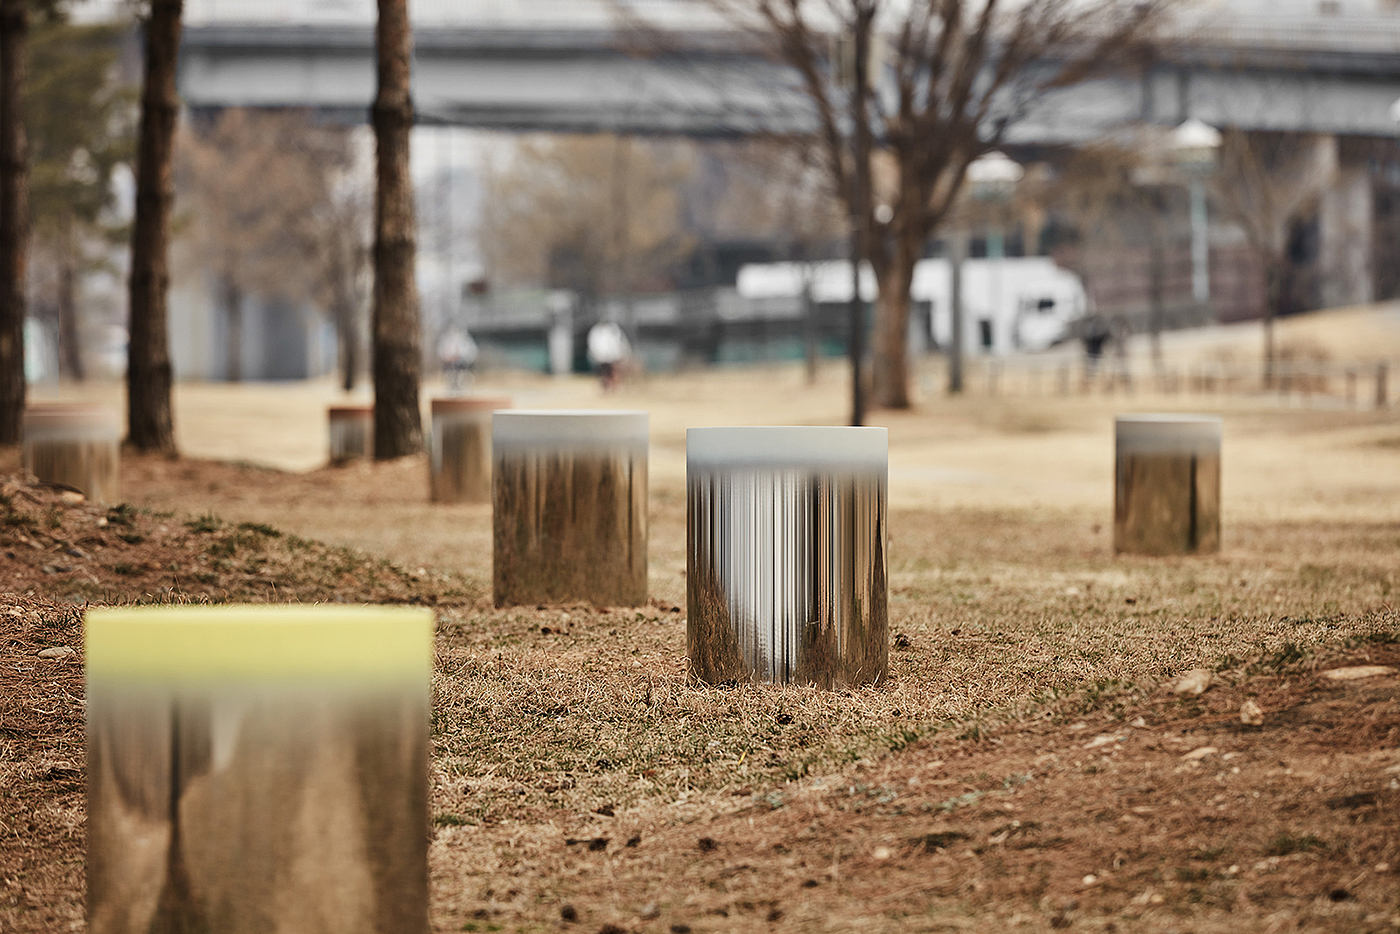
[{"x1": 4, "y1": 307, "x2": 1400, "y2": 931}]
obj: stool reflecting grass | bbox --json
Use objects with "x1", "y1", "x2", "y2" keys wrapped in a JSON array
[
  {"x1": 1114, "y1": 414, "x2": 1222, "y2": 556},
  {"x1": 429, "y1": 396, "x2": 509, "y2": 503},
  {"x1": 85, "y1": 605, "x2": 433, "y2": 934},
  {"x1": 687, "y1": 427, "x2": 888, "y2": 688},
  {"x1": 492, "y1": 410, "x2": 648, "y2": 607},
  {"x1": 23, "y1": 403, "x2": 120, "y2": 504},
  {"x1": 328, "y1": 404, "x2": 373, "y2": 463}
]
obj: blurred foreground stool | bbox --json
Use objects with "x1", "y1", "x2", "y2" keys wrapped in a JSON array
[
  {"x1": 23, "y1": 403, "x2": 120, "y2": 504},
  {"x1": 429, "y1": 396, "x2": 509, "y2": 503},
  {"x1": 492, "y1": 410, "x2": 648, "y2": 607},
  {"x1": 328, "y1": 403, "x2": 373, "y2": 463},
  {"x1": 687, "y1": 427, "x2": 889, "y2": 688},
  {"x1": 86, "y1": 605, "x2": 433, "y2": 934},
  {"x1": 1114, "y1": 414, "x2": 1221, "y2": 556}
]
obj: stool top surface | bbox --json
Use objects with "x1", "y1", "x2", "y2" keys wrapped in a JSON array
[{"x1": 688, "y1": 426, "x2": 887, "y2": 470}]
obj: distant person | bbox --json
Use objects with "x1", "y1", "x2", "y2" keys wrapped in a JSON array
[
  {"x1": 587, "y1": 321, "x2": 630, "y2": 391},
  {"x1": 438, "y1": 328, "x2": 478, "y2": 391},
  {"x1": 1081, "y1": 313, "x2": 1110, "y2": 379}
]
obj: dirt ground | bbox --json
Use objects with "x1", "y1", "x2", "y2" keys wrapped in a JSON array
[{"x1": 4, "y1": 307, "x2": 1400, "y2": 932}]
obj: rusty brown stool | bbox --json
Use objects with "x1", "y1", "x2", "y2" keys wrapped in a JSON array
[
  {"x1": 1114, "y1": 414, "x2": 1222, "y2": 556},
  {"x1": 429, "y1": 396, "x2": 510, "y2": 503},
  {"x1": 23, "y1": 403, "x2": 120, "y2": 504},
  {"x1": 327, "y1": 403, "x2": 373, "y2": 464},
  {"x1": 492, "y1": 410, "x2": 648, "y2": 608}
]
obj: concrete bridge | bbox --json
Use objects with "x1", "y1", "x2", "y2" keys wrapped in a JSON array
[{"x1": 180, "y1": 0, "x2": 1400, "y2": 141}]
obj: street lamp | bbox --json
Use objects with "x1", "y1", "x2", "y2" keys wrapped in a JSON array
[
  {"x1": 967, "y1": 151, "x2": 1023, "y2": 353},
  {"x1": 1167, "y1": 118, "x2": 1222, "y2": 308}
]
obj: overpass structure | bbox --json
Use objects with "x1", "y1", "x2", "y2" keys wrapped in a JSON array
[
  {"x1": 171, "y1": 0, "x2": 1400, "y2": 370},
  {"x1": 178, "y1": 0, "x2": 1400, "y2": 140}
]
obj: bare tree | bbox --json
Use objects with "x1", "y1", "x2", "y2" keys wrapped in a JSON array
[
  {"x1": 0, "y1": 0, "x2": 27, "y2": 443},
  {"x1": 1212, "y1": 128, "x2": 1336, "y2": 387},
  {"x1": 27, "y1": 14, "x2": 134, "y2": 384},
  {"x1": 703, "y1": 0, "x2": 1162, "y2": 409},
  {"x1": 179, "y1": 109, "x2": 361, "y2": 384},
  {"x1": 371, "y1": 0, "x2": 422, "y2": 459},
  {"x1": 126, "y1": 0, "x2": 182, "y2": 453},
  {"x1": 481, "y1": 134, "x2": 694, "y2": 304},
  {"x1": 317, "y1": 168, "x2": 372, "y2": 393},
  {"x1": 700, "y1": 138, "x2": 845, "y2": 380}
]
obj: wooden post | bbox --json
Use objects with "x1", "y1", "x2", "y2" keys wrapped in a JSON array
[
  {"x1": 687, "y1": 427, "x2": 888, "y2": 688},
  {"x1": 492, "y1": 410, "x2": 648, "y2": 607},
  {"x1": 429, "y1": 396, "x2": 508, "y2": 503},
  {"x1": 1114, "y1": 414, "x2": 1221, "y2": 556},
  {"x1": 1378, "y1": 362, "x2": 1389, "y2": 410},
  {"x1": 86, "y1": 605, "x2": 433, "y2": 934},
  {"x1": 23, "y1": 403, "x2": 119, "y2": 504},
  {"x1": 328, "y1": 404, "x2": 373, "y2": 464}
]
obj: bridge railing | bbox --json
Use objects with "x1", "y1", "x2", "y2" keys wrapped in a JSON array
[{"x1": 923, "y1": 354, "x2": 1395, "y2": 411}]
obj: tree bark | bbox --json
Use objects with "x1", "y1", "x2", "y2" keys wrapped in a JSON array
[
  {"x1": 948, "y1": 230, "x2": 966, "y2": 395},
  {"x1": 371, "y1": 0, "x2": 422, "y2": 459},
  {"x1": 57, "y1": 219, "x2": 83, "y2": 381},
  {"x1": 0, "y1": 0, "x2": 27, "y2": 443},
  {"x1": 126, "y1": 0, "x2": 182, "y2": 454},
  {"x1": 1262, "y1": 259, "x2": 1281, "y2": 390},
  {"x1": 335, "y1": 295, "x2": 360, "y2": 393},
  {"x1": 223, "y1": 275, "x2": 242, "y2": 382},
  {"x1": 872, "y1": 239, "x2": 917, "y2": 409}
]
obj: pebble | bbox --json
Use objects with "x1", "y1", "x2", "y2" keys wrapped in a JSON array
[
  {"x1": 37, "y1": 646, "x2": 75, "y2": 659},
  {"x1": 873, "y1": 847, "x2": 892, "y2": 860},
  {"x1": 639, "y1": 903, "x2": 660, "y2": 920},
  {"x1": 1180, "y1": 746, "x2": 1217, "y2": 761},
  {"x1": 1240, "y1": 699, "x2": 1264, "y2": 726},
  {"x1": 1172, "y1": 668, "x2": 1214, "y2": 696},
  {"x1": 58, "y1": 491, "x2": 85, "y2": 505}
]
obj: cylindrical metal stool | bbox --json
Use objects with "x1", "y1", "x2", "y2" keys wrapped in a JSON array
[
  {"x1": 429, "y1": 396, "x2": 509, "y2": 503},
  {"x1": 85, "y1": 605, "x2": 434, "y2": 934},
  {"x1": 492, "y1": 410, "x2": 648, "y2": 607},
  {"x1": 687, "y1": 426, "x2": 889, "y2": 688},
  {"x1": 1114, "y1": 414, "x2": 1221, "y2": 555},
  {"x1": 327, "y1": 404, "x2": 373, "y2": 464},
  {"x1": 23, "y1": 403, "x2": 120, "y2": 504}
]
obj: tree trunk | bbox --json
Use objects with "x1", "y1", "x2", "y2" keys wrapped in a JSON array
[
  {"x1": 872, "y1": 244, "x2": 916, "y2": 410},
  {"x1": 223, "y1": 275, "x2": 242, "y2": 382},
  {"x1": 336, "y1": 295, "x2": 360, "y2": 393},
  {"x1": 948, "y1": 230, "x2": 966, "y2": 395},
  {"x1": 0, "y1": 0, "x2": 27, "y2": 444},
  {"x1": 371, "y1": 0, "x2": 422, "y2": 459},
  {"x1": 57, "y1": 220, "x2": 83, "y2": 381},
  {"x1": 1147, "y1": 191, "x2": 1166, "y2": 373},
  {"x1": 801, "y1": 277, "x2": 817, "y2": 384},
  {"x1": 1262, "y1": 260, "x2": 1282, "y2": 390},
  {"x1": 126, "y1": 0, "x2": 182, "y2": 454}
]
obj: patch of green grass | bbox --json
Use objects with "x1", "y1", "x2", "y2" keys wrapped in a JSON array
[
  {"x1": 1264, "y1": 832, "x2": 1325, "y2": 857},
  {"x1": 186, "y1": 513, "x2": 222, "y2": 534},
  {"x1": 434, "y1": 813, "x2": 470, "y2": 827},
  {"x1": 106, "y1": 503, "x2": 139, "y2": 527}
]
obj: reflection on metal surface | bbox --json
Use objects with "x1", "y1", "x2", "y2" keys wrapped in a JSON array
[
  {"x1": 492, "y1": 411, "x2": 648, "y2": 607},
  {"x1": 687, "y1": 428, "x2": 888, "y2": 688},
  {"x1": 85, "y1": 606, "x2": 433, "y2": 934},
  {"x1": 1114, "y1": 415, "x2": 1222, "y2": 556},
  {"x1": 430, "y1": 397, "x2": 509, "y2": 504},
  {"x1": 328, "y1": 404, "x2": 373, "y2": 464},
  {"x1": 23, "y1": 404, "x2": 120, "y2": 505}
]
